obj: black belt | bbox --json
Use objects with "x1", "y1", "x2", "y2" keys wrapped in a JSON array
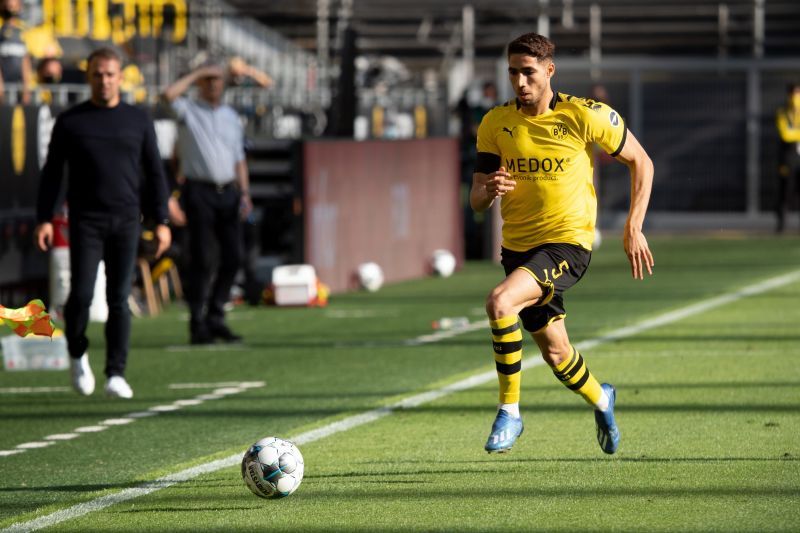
[{"x1": 188, "y1": 179, "x2": 236, "y2": 193}]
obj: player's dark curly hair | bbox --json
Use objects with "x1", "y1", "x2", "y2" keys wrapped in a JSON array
[{"x1": 507, "y1": 33, "x2": 555, "y2": 61}]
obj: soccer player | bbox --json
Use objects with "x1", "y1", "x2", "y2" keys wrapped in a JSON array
[{"x1": 471, "y1": 33, "x2": 654, "y2": 454}]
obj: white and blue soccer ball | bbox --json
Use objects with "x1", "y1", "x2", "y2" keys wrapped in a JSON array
[{"x1": 241, "y1": 437, "x2": 305, "y2": 499}]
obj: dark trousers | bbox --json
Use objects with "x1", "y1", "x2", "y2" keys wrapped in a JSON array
[
  {"x1": 65, "y1": 213, "x2": 140, "y2": 377},
  {"x1": 183, "y1": 181, "x2": 242, "y2": 329}
]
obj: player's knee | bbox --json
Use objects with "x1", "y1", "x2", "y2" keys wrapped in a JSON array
[{"x1": 485, "y1": 287, "x2": 515, "y2": 320}]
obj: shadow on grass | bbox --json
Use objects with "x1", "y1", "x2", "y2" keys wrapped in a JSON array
[
  {"x1": 0, "y1": 481, "x2": 140, "y2": 494},
  {"x1": 2, "y1": 398, "x2": 799, "y2": 422},
  {"x1": 334, "y1": 455, "x2": 799, "y2": 471}
]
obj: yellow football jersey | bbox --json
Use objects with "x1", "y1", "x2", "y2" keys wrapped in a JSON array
[{"x1": 476, "y1": 92, "x2": 626, "y2": 251}]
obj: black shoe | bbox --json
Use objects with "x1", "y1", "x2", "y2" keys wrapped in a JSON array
[
  {"x1": 190, "y1": 326, "x2": 215, "y2": 345},
  {"x1": 207, "y1": 323, "x2": 243, "y2": 344}
]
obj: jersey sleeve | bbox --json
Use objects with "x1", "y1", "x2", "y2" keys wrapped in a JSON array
[
  {"x1": 476, "y1": 112, "x2": 499, "y2": 156},
  {"x1": 475, "y1": 111, "x2": 502, "y2": 173},
  {"x1": 583, "y1": 101, "x2": 627, "y2": 157}
]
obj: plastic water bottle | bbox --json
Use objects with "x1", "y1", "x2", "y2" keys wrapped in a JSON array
[{"x1": 432, "y1": 316, "x2": 470, "y2": 330}]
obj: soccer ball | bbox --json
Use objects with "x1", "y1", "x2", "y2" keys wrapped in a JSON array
[
  {"x1": 241, "y1": 437, "x2": 305, "y2": 499},
  {"x1": 357, "y1": 262, "x2": 384, "y2": 292},
  {"x1": 430, "y1": 249, "x2": 456, "y2": 278}
]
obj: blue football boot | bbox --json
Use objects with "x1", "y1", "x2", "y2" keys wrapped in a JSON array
[
  {"x1": 484, "y1": 409, "x2": 524, "y2": 453},
  {"x1": 594, "y1": 383, "x2": 620, "y2": 454}
]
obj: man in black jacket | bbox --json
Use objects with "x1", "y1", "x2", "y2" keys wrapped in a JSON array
[{"x1": 34, "y1": 47, "x2": 171, "y2": 398}]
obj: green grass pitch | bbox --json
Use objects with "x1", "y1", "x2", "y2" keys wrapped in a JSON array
[{"x1": 1, "y1": 236, "x2": 799, "y2": 532}]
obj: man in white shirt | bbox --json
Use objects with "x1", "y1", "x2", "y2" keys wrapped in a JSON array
[{"x1": 162, "y1": 61, "x2": 253, "y2": 344}]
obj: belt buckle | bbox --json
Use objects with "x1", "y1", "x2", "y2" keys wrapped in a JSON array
[{"x1": 215, "y1": 184, "x2": 225, "y2": 193}]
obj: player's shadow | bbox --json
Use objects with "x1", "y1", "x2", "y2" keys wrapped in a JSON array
[
  {"x1": 3, "y1": 395, "x2": 798, "y2": 421},
  {"x1": 346, "y1": 455, "x2": 797, "y2": 468},
  {"x1": 306, "y1": 454, "x2": 796, "y2": 483}
]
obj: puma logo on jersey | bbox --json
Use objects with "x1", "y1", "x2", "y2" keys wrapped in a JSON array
[{"x1": 502, "y1": 127, "x2": 515, "y2": 138}]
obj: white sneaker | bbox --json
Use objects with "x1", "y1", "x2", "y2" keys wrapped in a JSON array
[
  {"x1": 105, "y1": 375, "x2": 134, "y2": 399},
  {"x1": 69, "y1": 353, "x2": 95, "y2": 396}
]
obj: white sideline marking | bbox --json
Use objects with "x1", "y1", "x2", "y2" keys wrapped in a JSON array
[
  {"x1": 127, "y1": 411, "x2": 158, "y2": 419},
  {"x1": 4, "y1": 269, "x2": 800, "y2": 533},
  {"x1": 15, "y1": 442, "x2": 54, "y2": 450},
  {"x1": 0, "y1": 387, "x2": 71, "y2": 395},
  {"x1": 74, "y1": 426, "x2": 108, "y2": 433},
  {"x1": 148, "y1": 405, "x2": 181, "y2": 413},
  {"x1": 196, "y1": 393, "x2": 224, "y2": 401},
  {"x1": 173, "y1": 399, "x2": 204, "y2": 407},
  {"x1": 101, "y1": 419, "x2": 134, "y2": 426},
  {"x1": 168, "y1": 381, "x2": 264, "y2": 389},
  {"x1": 0, "y1": 382, "x2": 265, "y2": 461},
  {"x1": 44, "y1": 434, "x2": 79, "y2": 441}
]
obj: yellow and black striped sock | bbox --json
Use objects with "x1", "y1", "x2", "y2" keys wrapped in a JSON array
[
  {"x1": 490, "y1": 315, "x2": 523, "y2": 404},
  {"x1": 550, "y1": 345, "x2": 606, "y2": 408}
]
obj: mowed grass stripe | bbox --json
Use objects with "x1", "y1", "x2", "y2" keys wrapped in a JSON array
[{"x1": 5, "y1": 268, "x2": 799, "y2": 533}]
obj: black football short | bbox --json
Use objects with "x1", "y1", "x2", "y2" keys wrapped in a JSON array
[{"x1": 500, "y1": 243, "x2": 592, "y2": 333}]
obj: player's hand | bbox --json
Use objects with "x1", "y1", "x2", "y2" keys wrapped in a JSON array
[
  {"x1": 154, "y1": 224, "x2": 172, "y2": 259},
  {"x1": 485, "y1": 167, "x2": 516, "y2": 199},
  {"x1": 623, "y1": 226, "x2": 654, "y2": 280},
  {"x1": 34, "y1": 222, "x2": 53, "y2": 252}
]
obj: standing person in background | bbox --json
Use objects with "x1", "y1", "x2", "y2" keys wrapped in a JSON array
[
  {"x1": 775, "y1": 83, "x2": 800, "y2": 233},
  {"x1": 162, "y1": 61, "x2": 252, "y2": 345},
  {"x1": 0, "y1": 0, "x2": 32, "y2": 104},
  {"x1": 35, "y1": 56, "x2": 62, "y2": 105},
  {"x1": 471, "y1": 32, "x2": 654, "y2": 455},
  {"x1": 34, "y1": 47, "x2": 171, "y2": 398}
]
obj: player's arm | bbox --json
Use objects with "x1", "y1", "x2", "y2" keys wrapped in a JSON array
[
  {"x1": 34, "y1": 117, "x2": 68, "y2": 251},
  {"x1": 470, "y1": 165, "x2": 515, "y2": 213},
  {"x1": 614, "y1": 130, "x2": 654, "y2": 280},
  {"x1": 776, "y1": 111, "x2": 800, "y2": 143},
  {"x1": 471, "y1": 113, "x2": 515, "y2": 212}
]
